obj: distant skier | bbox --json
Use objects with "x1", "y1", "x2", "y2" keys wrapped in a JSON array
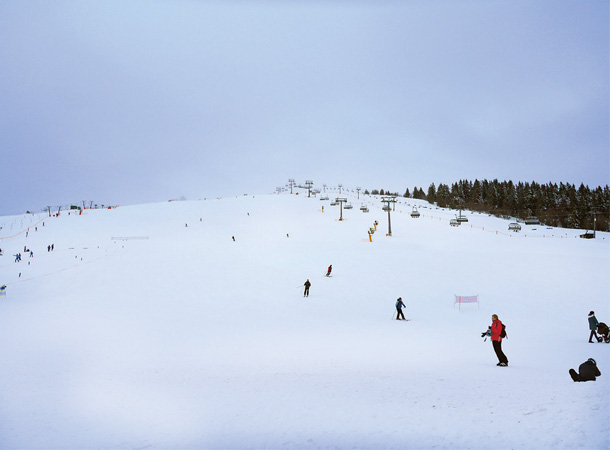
[
  {"x1": 588, "y1": 311, "x2": 600, "y2": 343},
  {"x1": 326, "y1": 265, "x2": 332, "y2": 277},
  {"x1": 569, "y1": 358, "x2": 601, "y2": 382},
  {"x1": 395, "y1": 297, "x2": 406, "y2": 320},
  {"x1": 304, "y1": 279, "x2": 311, "y2": 297},
  {"x1": 232, "y1": 236, "x2": 235, "y2": 242},
  {"x1": 489, "y1": 314, "x2": 509, "y2": 367}
]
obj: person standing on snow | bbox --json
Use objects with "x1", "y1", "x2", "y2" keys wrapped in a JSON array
[
  {"x1": 395, "y1": 297, "x2": 406, "y2": 320},
  {"x1": 490, "y1": 314, "x2": 509, "y2": 367},
  {"x1": 304, "y1": 279, "x2": 311, "y2": 297},
  {"x1": 326, "y1": 265, "x2": 332, "y2": 277},
  {"x1": 588, "y1": 311, "x2": 600, "y2": 343}
]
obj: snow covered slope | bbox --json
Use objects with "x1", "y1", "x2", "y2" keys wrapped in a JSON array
[{"x1": 1, "y1": 192, "x2": 608, "y2": 449}]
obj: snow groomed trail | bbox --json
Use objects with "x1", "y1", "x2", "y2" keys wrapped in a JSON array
[{"x1": 0, "y1": 192, "x2": 608, "y2": 449}]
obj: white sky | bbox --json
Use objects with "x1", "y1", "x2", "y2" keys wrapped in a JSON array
[{"x1": 1, "y1": 0, "x2": 608, "y2": 214}]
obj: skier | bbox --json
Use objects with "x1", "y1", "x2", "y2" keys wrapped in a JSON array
[
  {"x1": 490, "y1": 314, "x2": 509, "y2": 367},
  {"x1": 569, "y1": 358, "x2": 601, "y2": 382},
  {"x1": 588, "y1": 311, "x2": 600, "y2": 343},
  {"x1": 326, "y1": 265, "x2": 332, "y2": 277},
  {"x1": 304, "y1": 279, "x2": 311, "y2": 297},
  {"x1": 395, "y1": 297, "x2": 406, "y2": 320}
]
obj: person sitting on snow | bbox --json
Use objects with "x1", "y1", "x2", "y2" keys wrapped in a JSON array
[{"x1": 570, "y1": 358, "x2": 601, "y2": 382}]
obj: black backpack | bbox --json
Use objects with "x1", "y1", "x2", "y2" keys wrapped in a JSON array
[{"x1": 500, "y1": 323, "x2": 507, "y2": 339}]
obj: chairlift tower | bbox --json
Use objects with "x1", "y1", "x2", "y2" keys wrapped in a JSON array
[
  {"x1": 288, "y1": 179, "x2": 296, "y2": 194},
  {"x1": 335, "y1": 198, "x2": 348, "y2": 221},
  {"x1": 338, "y1": 184, "x2": 343, "y2": 194},
  {"x1": 323, "y1": 184, "x2": 327, "y2": 193},
  {"x1": 305, "y1": 180, "x2": 314, "y2": 197},
  {"x1": 356, "y1": 187, "x2": 361, "y2": 199},
  {"x1": 381, "y1": 196, "x2": 397, "y2": 236}
]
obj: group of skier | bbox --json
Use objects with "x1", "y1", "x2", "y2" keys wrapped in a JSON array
[{"x1": 302, "y1": 266, "x2": 602, "y2": 382}]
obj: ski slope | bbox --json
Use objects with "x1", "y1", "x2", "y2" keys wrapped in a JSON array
[{"x1": 1, "y1": 191, "x2": 608, "y2": 449}]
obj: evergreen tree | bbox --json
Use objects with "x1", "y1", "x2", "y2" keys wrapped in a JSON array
[{"x1": 427, "y1": 183, "x2": 436, "y2": 204}]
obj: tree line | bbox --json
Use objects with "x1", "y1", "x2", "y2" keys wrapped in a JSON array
[{"x1": 365, "y1": 180, "x2": 610, "y2": 232}]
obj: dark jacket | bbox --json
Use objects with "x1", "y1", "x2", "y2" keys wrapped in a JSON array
[
  {"x1": 396, "y1": 299, "x2": 405, "y2": 310},
  {"x1": 588, "y1": 314, "x2": 599, "y2": 331},
  {"x1": 578, "y1": 360, "x2": 601, "y2": 381}
]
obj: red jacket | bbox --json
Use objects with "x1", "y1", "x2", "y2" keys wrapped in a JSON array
[{"x1": 491, "y1": 319, "x2": 503, "y2": 341}]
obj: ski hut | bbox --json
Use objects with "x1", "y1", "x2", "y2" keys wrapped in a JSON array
[
  {"x1": 410, "y1": 207, "x2": 420, "y2": 218},
  {"x1": 508, "y1": 223, "x2": 521, "y2": 232}
]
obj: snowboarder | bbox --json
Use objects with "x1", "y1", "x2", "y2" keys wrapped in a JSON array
[
  {"x1": 304, "y1": 279, "x2": 311, "y2": 297},
  {"x1": 326, "y1": 265, "x2": 332, "y2": 277},
  {"x1": 588, "y1": 311, "x2": 600, "y2": 343},
  {"x1": 395, "y1": 297, "x2": 406, "y2": 320},
  {"x1": 489, "y1": 314, "x2": 509, "y2": 366},
  {"x1": 569, "y1": 358, "x2": 601, "y2": 382}
]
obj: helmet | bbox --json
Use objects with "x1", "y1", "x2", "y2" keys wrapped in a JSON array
[{"x1": 588, "y1": 358, "x2": 597, "y2": 365}]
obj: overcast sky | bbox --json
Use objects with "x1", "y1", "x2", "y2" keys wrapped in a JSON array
[{"x1": 1, "y1": 0, "x2": 608, "y2": 215}]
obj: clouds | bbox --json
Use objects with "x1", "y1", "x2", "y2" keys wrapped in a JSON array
[{"x1": 0, "y1": 0, "x2": 607, "y2": 214}]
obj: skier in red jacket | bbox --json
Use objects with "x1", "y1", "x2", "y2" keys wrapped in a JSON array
[{"x1": 490, "y1": 314, "x2": 509, "y2": 367}]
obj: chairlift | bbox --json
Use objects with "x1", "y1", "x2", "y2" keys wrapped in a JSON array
[
  {"x1": 450, "y1": 218, "x2": 460, "y2": 227},
  {"x1": 344, "y1": 203, "x2": 353, "y2": 209},
  {"x1": 456, "y1": 213, "x2": 468, "y2": 223},
  {"x1": 410, "y1": 207, "x2": 420, "y2": 218},
  {"x1": 508, "y1": 223, "x2": 521, "y2": 232},
  {"x1": 524, "y1": 216, "x2": 540, "y2": 225},
  {"x1": 330, "y1": 202, "x2": 338, "y2": 206}
]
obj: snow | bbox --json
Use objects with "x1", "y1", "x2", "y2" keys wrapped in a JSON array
[{"x1": 1, "y1": 192, "x2": 608, "y2": 449}]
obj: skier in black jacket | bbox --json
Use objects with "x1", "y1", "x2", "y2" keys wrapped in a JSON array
[{"x1": 304, "y1": 279, "x2": 311, "y2": 297}]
